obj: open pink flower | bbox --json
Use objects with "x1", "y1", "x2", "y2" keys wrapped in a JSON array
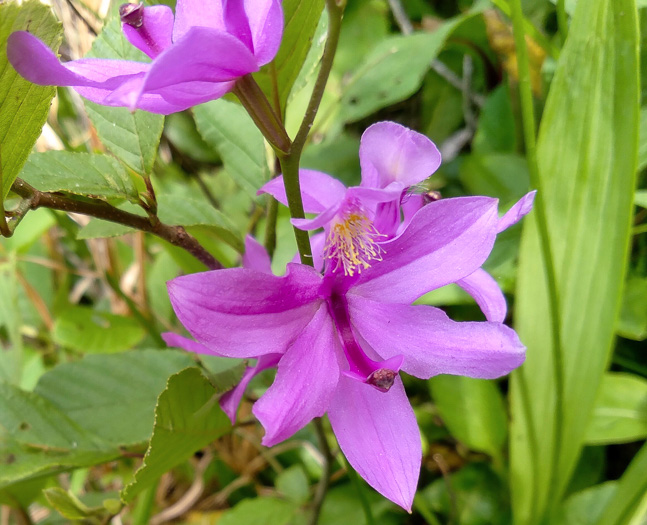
[
  {"x1": 167, "y1": 195, "x2": 532, "y2": 511},
  {"x1": 7, "y1": 0, "x2": 283, "y2": 114}
]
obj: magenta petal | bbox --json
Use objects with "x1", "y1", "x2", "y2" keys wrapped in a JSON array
[
  {"x1": 291, "y1": 204, "x2": 340, "y2": 231},
  {"x1": 353, "y1": 197, "x2": 499, "y2": 303},
  {"x1": 242, "y1": 0, "x2": 283, "y2": 65},
  {"x1": 243, "y1": 235, "x2": 272, "y2": 273},
  {"x1": 167, "y1": 264, "x2": 322, "y2": 358},
  {"x1": 360, "y1": 121, "x2": 441, "y2": 188},
  {"x1": 252, "y1": 306, "x2": 340, "y2": 446},
  {"x1": 122, "y1": 6, "x2": 174, "y2": 58},
  {"x1": 162, "y1": 332, "x2": 216, "y2": 355},
  {"x1": 328, "y1": 375, "x2": 421, "y2": 511},
  {"x1": 497, "y1": 190, "x2": 537, "y2": 233},
  {"x1": 220, "y1": 354, "x2": 281, "y2": 424},
  {"x1": 173, "y1": 0, "x2": 225, "y2": 42},
  {"x1": 456, "y1": 268, "x2": 507, "y2": 323},
  {"x1": 348, "y1": 296, "x2": 526, "y2": 379},
  {"x1": 141, "y1": 27, "x2": 258, "y2": 95},
  {"x1": 259, "y1": 170, "x2": 347, "y2": 213}
]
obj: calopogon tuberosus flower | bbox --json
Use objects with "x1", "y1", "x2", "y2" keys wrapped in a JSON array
[
  {"x1": 166, "y1": 185, "x2": 535, "y2": 510},
  {"x1": 7, "y1": 0, "x2": 283, "y2": 114}
]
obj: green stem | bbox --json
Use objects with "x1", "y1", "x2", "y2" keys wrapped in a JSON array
[
  {"x1": 309, "y1": 418, "x2": 334, "y2": 525},
  {"x1": 233, "y1": 74, "x2": 291, "y2": 155},
  {"x1": 509, "y1": 0, "x2": 565, "y2": 513},
  {"x1": 264, "y1": 195, "x2": 279, "y2": 258},
  {"x1": 556, "y1": 0, "x2": 568, "y2": 42}
]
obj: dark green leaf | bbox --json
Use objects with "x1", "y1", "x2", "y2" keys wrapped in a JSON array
[
  {"x1": 217, "y1": 497, "x2": 299, "y2": 525},
  {"x1": 0, "y1": 0, "x2": 62, "y2": 199},
  {"x1": 459, "y1": 153, "x2": 530, "y2": 205},
  {"x1": 121, "y1": 367, "x2": 231, "y2": 501},
  {"x1": 20, "y1": 151, "x2": 139, "y2": 202}
]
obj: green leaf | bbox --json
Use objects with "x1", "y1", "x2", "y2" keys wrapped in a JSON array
[
  {"x1": 553, "y1": 482, "x2": 617, "y2": 525},
  {"x1": 634, "y1": 189, "x2": 647, "y2": 209},
  {"x1": 429, "y1": 376, "x2": 507, "y2": 460},
  {"x1": 597, "y1": 442, "x2": 647, "y2": 525},
  {"x1": 584, "y1": 372, "x2": 647, "y2": 445},
  {"x1": 338, "y1": 11, "x2": 481, "y2": 123},
  {"x1": 193, "y1": 99, "x2": 270, "y2": 198},
  {"x1": 20, "y1": 151, "x2": 139, "y2": 202},
  {"x1": 459, "y1": 153, "x2": 530, "y2": 205},
  {"x1": 77, "y1": 220, "x2": 135, "y2": 239},
  {"x1": 509, "y1": 0, "x2": 640, "y2": 523},
  {"x1": 34, "y1": 350, "x2": 196, "y2": 447},
  {"x1": 276, "y1": 465, "x2": 310, "y2": 504},
  {"x1": 85, "y1": 15, "x2": 163, "y2": 175},
  {"x1": 0, "y1": 0, "x2": 62, "y2": 199},
  {"x1": 255, "y1": 0, "x2": 325, "y2": 112},
  {"x1": 617, "y1": 275, "x2": 647, "y2": 340},
  {"x1": 472, "y1": 85, "x2": 517, "y2": 154},
  {"x1": 43, "y1": 488, "x2": 106, "y2": 522},
  {"x1": 638, "y1": 108, "x2": 647, "y2": 171},
  {"x1": 217, "y1": 497, "x2": 299, "y2": 525},
  {"x1": 52, "y1": 306, "x2": 146, "y2": 354},
  {"x1": 121, "y1": 367, "x2": 231, "y2": 502},
  {"x1": 156, "y1": 194, "x2": 244, "y2": 252}
]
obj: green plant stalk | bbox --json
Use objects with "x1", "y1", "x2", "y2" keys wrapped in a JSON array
[
  {"x1": 509, "y1": 0, "x2": 565, "y2": 515},
  {"x1": 556, "y1": 0, "x2": 568, "y2": 42},
  {"x1": 309, "y1": 418, "x2": 334, "y2": 525}
]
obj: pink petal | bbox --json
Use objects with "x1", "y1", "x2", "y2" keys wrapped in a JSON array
[
  {"x1": 328, "y1": 375, "x2": 421, "y2": 511},
  {"x1": 122, "y1": 5, "x2": 174, "y2": 58},
  {"x1": 243, "y1": 235, "x2": 272, "y2": 273},
  {"x1": 173, "y1": 0, "x2": 225, "y2": 42},
  {"x1": 253, "y1": 306, "x2": 341, "y2": 446},
  {"x1": 241, "y1": 0, "x2": 284, "y2": 65},
  {"x1": 456, "y1": 268, "x2": 507, "y2": 323},
  {"x1": 352, "y1": 197, "x2": 499, "y2": 303},
  {"x1": 220, "y1": 353, "x2": 281, "y2": 423},
  {"x1": 348, "y1": 296, "x2": 526, "y2": 379},
  {"x1": 167, "y1": 264, "x2": 322, "y2": 358},
  {"x1": 497, "y1": 190, "x2": 537, "y2": 233},
  {"x1": 161, "y1": 332, "x2": 216, "y2": 356},
  {"x1": 259, "y1": 170, "x2": 347, "y2": 213},
  {"x1": 360, "y1": 121, "x2": 441, "y2": 189}
]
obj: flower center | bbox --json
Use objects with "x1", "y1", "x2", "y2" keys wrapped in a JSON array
[{"x1": 324, "y1": 201, "x2": 384, "y2": 277}]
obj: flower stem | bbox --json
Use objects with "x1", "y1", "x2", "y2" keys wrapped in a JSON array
[
  {"x1": 233, "y1": 75, "x2": 291, "y2": 155},
  {"x1": 309, "y1": 418, "x2": 334, "y2": 525},
  {"x1": 509, "y1": 0, "x2": 565, "y2": 511},
  {"x1": 7, "y1": 178, "x2": 222, "y2": 270}
]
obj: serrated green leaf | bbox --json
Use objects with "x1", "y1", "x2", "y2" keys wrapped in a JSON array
[
  {"x1": 0, "y1": 0, "x2": 62, "y2": 199},
  {"x1": 20, "y1": 151, "x2": 139, "y2": 202},
  {"x1": 85, "y1": 15, "x2": 163, "y2": 175},
  {"x1": 156, "y1": 194, "x2": 244, "y2": 252},
  {"x1": 255, "y1": 0, "x2": 325, "y2": 113},
  {"x1": 34, "y1": 350, "x2": 196, "y2": 447},
  {"x1": 584, "y1": 373, "x2": 647, "y2": 445},
  {"x1": 52, "y1": 306, "x2": 145, "y2": 354},
  {"x1": 121, "y1": 367, "x2": 231, "y2": 502},
  {"x1": 429, "y1": 376, "x2": 507, "y2": 460},
  {"x1": 194, "y1": 99, "x2": 270, "y2": 198},
  {"x1": 510, "y1": 0, "x2": 639, "y2": 523}
]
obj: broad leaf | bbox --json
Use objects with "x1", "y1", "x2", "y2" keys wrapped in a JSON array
[
  {"x1": 217, "y1": 498, "x2": 299, "y2": 525},
  {"x1": 193, "y1": 99, "x2": 270, "y2": 199},
  {"x1": 121, "y1": 367, "x2": 231, "y2": 501},
  {"x1": 429, "y1": 376, "x2": 507, "y2": 460},
  {"x1": 0, "y1": 0, "x2": 62, "y2": 199},
  {"x1": 85, "y1": 16, "x2": 163, "y2": 175},
  {"x1": 510, "y1": 0, "x2": 639, "y2": 523},
  {"x1": 553, "y1": 482, "x2": 617, "y2": 525},
  {"x1": 34, "y1": 350, "x2": 196, "y2": 447},
  {"x1": 20, "y1": 151, "x2": 139, "y2": 203},
  {"x1": 255, "y1": 0, "x2": 325, "y2": 113},
  {"x1": 616, "y1": 276, "x2": 647, "y2": 340},
  {"x1": 584, "y1": 373, "x2": 647, "y2": 445}
]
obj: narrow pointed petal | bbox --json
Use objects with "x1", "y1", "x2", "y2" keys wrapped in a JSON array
[
  {"x1": 122, "y1": 5, "x2": 174, "y2": 58},
  {"x1": 291, "y1": 204, "x2": 340, "y2": 231},
  {"x1": 162, "y1": 332, "x2": 215, "y2": 356},
  {"x1": 141, "y1": 27, "x2": 258, "y2": 97},
  {"x1": 220, "y1": 354, "x2": 281, "y2": 423},
  {"x1": 173, "y1": 0, "x2": 225, "y2": 42},
  {"x1": 253, "y1": 306, "x2": 341, "y2": 446},
  {"x1": 243, "y1": 0, "x2": 283, "y2": 65},
  {"x1": 328, "y1": 375, "x2": 421, "y2": 511},
  {"x1": 243, "y1": 235, "x2": 272, "y2": 273},
  {"x1": 497, "y1": 190, "x2": 537, "y2": 233},
  {"x1": 7, "y1": 32, "x2": 148, "y2": 88},
  {"x1": 259, "y1": 170, "x2": 347, "y2": 213},
  {"x1": 167, "y1": 264, "x2": 322, "y2": 358},
  {"x1": 352, "y1": 197, "x2": 499, "y2": 303},
  {"x1": 456, "y1": 268, "x2": 507, "y2": 322},
  {"x1": 348, "y1": 296, "x2": 525, "y2": 379},
  {"x1": 360, "y1": 121, "x2": 441, "y2": 188}
]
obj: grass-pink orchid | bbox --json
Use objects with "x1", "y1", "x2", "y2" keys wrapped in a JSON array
[
  {"x1": 7, "y1": 0, "x2": 282, "y2": 114},
  {"x1": 166, "y1": 193, "x2": 532, "y2": 511}
]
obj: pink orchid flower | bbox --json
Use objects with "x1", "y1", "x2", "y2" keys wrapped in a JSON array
[
  {"x1": 166, "y1": 191, "x2": 533, "y2": 511},
  {"x1": 7, "y1": 0, "x2": 283, "y2": 114}
]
